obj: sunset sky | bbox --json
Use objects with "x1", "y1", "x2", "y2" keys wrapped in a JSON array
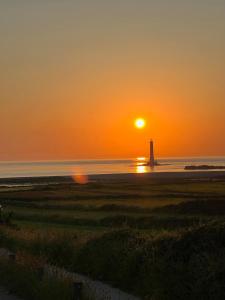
[{"x1": 1, "y1": 0, "x2": 225, "y2": 161}]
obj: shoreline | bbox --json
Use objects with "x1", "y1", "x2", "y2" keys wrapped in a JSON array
[{"x1": 0, "y1": 170, "x2": 225, "y2": 185}]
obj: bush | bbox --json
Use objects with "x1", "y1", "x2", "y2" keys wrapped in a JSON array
[
  {"x1": 2, "y1": 221, "x2": 225, "y2": 299},
  {"x1": 0, "y1": 259, "x2": 73, "y2": 300},
  {"x1": 74, "y1": 222, "x2": 225, "y2": 299}
]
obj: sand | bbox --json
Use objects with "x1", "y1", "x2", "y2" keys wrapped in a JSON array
[{"x1": 0, "y1": 170, "x2": 225, "y2": 186}]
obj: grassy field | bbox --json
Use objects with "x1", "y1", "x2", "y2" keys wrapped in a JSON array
[{"x1": 0, "y1": 173, "x2": 225, "y2": 299}]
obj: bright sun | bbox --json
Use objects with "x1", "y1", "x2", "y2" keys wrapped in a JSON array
[{"x1": 135, "y1": 118, "x2": 146, "y2": 129}]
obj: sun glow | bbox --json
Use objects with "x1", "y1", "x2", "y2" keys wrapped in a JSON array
[
  {"x1": 136, "y1": 165, "x2": 147, "y2": 174},
  {"x1": 137, "y1": 157, "x2": 146, "y2": 161},
  {"x1": 135, "y1": 118, "x2": 146, "y2": 129}
]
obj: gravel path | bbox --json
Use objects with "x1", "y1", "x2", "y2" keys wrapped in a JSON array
[{"x1": 0, "y1": 287, "x2": 22, "y2": 300}]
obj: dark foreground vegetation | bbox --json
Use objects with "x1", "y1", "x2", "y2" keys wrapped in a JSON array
[
  {"x1": 0, "y1": 257, "x2": 73, "y2": 300},
  {"x1": 0, "y1": 172, "x2": 225, "y2": 299}
]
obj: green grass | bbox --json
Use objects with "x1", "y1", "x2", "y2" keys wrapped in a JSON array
[
  {"x1": 2, "y1": 222, "x2": 225, "y2": 299},
  {"x1": 0, "y1": 176, "x2": 225, "y2": 299},
  {"x1": 0, "y1": 258, "x2": 73, "y2": 300},
  {"x1": 73, "y1": 223, "x2": 225, "y2": 299}
]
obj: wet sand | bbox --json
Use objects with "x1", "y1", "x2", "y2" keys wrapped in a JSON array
[{"x1": 0, "y1": 171, "x2": 225, "y2": 187}]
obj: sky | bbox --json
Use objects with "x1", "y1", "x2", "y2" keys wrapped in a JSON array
[{"x1": 0, "y1": 0, "x2": 225, "y2": 160}]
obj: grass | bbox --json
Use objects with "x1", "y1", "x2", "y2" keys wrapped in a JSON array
[
  {"x1": 73, "y1": 223, "x2": 225, "y2": 299},
  {"x1": 0, "y1": 175, "x2": 225, "y2": 299},
  {"x1": 2, "y1": 223, "x2": 225, "y2": 299},
  {"x1": 0, "y1": 256, "x2": 73, "y2": 300}
]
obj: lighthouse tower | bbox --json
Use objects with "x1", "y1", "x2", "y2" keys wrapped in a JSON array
[{"x1": 149, "y1": 139, "x2": 155, "y2": 167}]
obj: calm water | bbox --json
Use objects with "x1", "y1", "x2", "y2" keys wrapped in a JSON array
[{"x1": 0, "y1": 157, "x2": 225, "y2": 178}]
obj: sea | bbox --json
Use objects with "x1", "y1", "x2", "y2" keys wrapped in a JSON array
[{"x1": 0, "y1": 157, "x2": 225, "y2": 179}]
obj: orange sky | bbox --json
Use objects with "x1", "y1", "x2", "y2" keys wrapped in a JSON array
[{"x1": 1, "y1": 1, "x2": 225, "y2": 161}]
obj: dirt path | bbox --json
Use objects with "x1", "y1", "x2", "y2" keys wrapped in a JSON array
[{"x1": 0, "y1": 287, "x2": 22, "y2": 300}]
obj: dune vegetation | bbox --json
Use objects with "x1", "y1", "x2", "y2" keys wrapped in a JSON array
[{"x1": 0, "y1": 175, "x2": 225, "y2": 299}]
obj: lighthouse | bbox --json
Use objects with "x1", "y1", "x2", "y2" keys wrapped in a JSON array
[{"x1": 149, "y1": 139, "x2": 155, "y2": 167}]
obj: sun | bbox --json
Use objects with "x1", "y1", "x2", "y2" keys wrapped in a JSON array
[{"x1": 135, "y1": 118, "x2": 146, "y2": 129}]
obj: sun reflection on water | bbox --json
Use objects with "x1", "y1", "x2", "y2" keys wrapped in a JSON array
[
  {"x1": 135, "y1": 157, "x2": 148, "y2": 173},
  {"x1": 137, "y1": 157, "x2": 146, "y2": 162},
  {"x1": 136, "y1": 165, "x2": 147, "y2": 173}
]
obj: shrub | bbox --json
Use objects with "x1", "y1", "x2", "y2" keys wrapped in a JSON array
[
  {"x1": 74, "y1": 222, "x2": 225, "y2": 299},
  {"x1": 0, "y1": 258, "x2": 73, "y2": 300}
]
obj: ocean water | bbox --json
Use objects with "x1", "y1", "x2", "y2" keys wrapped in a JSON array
[{"x1": 0, "y1": 157, "x2": 225, "y2": 178}]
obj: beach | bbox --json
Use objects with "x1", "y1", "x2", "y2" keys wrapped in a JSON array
[
  {"x1": 0, "y1": 170, "x2": 225, "y2": 187},
  {"x1": 1, "y1": 157, "x2": 225, "y2": 179}
]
